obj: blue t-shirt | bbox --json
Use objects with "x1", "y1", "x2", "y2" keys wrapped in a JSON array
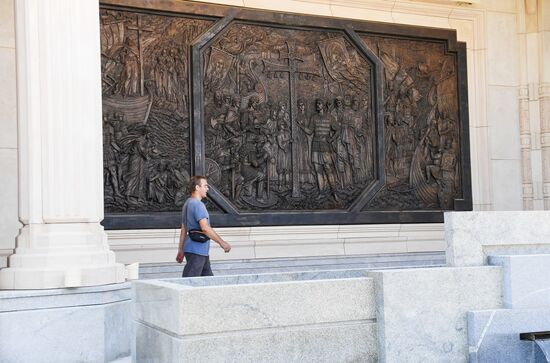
[{"x1": 182, "y1": 198, "x2": 211, "y2": 256}]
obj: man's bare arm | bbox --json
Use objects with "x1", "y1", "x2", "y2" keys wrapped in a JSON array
[
  {"x1": 176, "y1": 224, "x2": 186, "y2": 263},
  {"x1": 198, "y1": 219, "x2": 231, "y2": 253}
]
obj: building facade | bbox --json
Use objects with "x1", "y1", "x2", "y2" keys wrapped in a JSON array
[{"x1": 0, "y1": 0, "x2": 549, "y2": 283}]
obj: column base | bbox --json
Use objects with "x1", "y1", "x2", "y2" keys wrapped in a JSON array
[
  {"x1": 0, "y1": 223, "x2": 126, "y2": 289},
  {"x1": 0, "y1": 263, "x2": 125, "y2": 289}
]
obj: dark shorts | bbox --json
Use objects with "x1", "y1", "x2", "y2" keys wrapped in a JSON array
[{"x1": 182, "y1": 253, "x2": 213, "y2": 277}]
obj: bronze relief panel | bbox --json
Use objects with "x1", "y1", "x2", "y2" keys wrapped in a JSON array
[{"x1": 99, "y1": 1, "x2": 471, "y2": 228}]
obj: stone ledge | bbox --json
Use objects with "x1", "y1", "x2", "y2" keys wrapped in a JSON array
[{"x1": 0, "y1": 282, "x2": 132, "y2": 312}]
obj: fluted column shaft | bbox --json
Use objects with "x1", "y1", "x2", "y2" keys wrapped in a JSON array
[
  {"x1": 519, "y1": 85, "x2": 533, "y2": 209},
  {"x1": 0, "y1": 0, "x2": 125, "y2": 289},
  {"x1": 539, "y1": 0, "x2": 550, "y2": 209},
  {"x1": 542, "y1": 84, "x2": 550, "y2": 209}
]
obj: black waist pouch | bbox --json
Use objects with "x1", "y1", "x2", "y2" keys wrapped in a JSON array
[{"x1": 188, "y1": 229, "x2": 209, "y2": 243}]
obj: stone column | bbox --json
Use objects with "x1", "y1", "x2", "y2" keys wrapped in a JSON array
[
  {"x1": 0, "y1": 0, "x2": 125, "y2": 289},
  {"x1": 542, "y1": 84, "x2": 550, "y2": 209},
  {"x1": 518, "y1": 1, "x2": 533, "y2": 210},
  {"x1": 519, "y1": 85, "x2": 533, "y2": 209},
  {"x1": 539, "y1": 0, "x2": 550, "y2": 209},
  {"x1": 517, "y1": 0, "x2": 549, "y2": 210}
]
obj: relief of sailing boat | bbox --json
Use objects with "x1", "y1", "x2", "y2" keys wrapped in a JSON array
[{"x1": 101, "y1": 14, "x2": 152, "y2": 125}]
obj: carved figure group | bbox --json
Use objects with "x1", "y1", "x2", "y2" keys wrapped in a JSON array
[
  {"x1": 102, "y1": 112, "x2": 190, "y2": 210},
  {"x1": 376, "y1": 43, "x2": 461, "y2": 209},
  {"x1": 206, "y1": 90, "x2": 374, "y2": 207}
]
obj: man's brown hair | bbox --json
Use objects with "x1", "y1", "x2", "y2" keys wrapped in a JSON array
[{"x1": 188, "y1": 175, "x2": 206, "y2": 194}]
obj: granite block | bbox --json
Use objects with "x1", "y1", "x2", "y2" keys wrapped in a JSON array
[
  {"x1": 369, "y1": 266, "x2": 502, "y2": 363},
  {"x1": 105, "y1": 300, "x2": 135, "y2": 362},
  {"x1": 135, "y1": 270, "x2": 378, "y2": 362},
  {"x1": 136, "y1": 321, "x2": 181, "y2": 363},
  {"x1": 134, "y1": 271, "x2": 375, "y2": 336},
  {"x1": 445, "y1": 211, "x2": 550, "y2": 267},
  {"x1": 0, "y1": 283, "x2": 133, "y2": 363},
  {"x1": 468, "y1": 308, "x2": 550, "y2": 363},
  {"x1": 0, "y1": 304, "x2": 104, "y2": 363},
  {"x1": 136, "y1": 319, "x2": 377, "y2": 363},
  {"x1": 489, "y1": 254, "x2": 550, "y2": 309}
]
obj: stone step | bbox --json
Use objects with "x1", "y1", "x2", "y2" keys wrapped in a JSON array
[{"x1": 139, "y1": 252, "x2": 446, "y2": 279}]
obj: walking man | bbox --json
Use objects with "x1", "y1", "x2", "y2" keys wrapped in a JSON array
[{"x1": 176, "y1": 176, "x2": 231, "y2": 277}]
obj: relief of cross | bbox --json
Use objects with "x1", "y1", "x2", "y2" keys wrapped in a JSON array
[
  {"x1": 263, "y1": 42, "x2": 320, "y2": 198},
  {"x1": 127, "y1": 15, "x2": 154, "y2": 96}
]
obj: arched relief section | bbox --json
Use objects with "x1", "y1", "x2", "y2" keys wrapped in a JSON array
[{"x1": 197, "y1": 22, "x2": 383, "y2": 212}]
